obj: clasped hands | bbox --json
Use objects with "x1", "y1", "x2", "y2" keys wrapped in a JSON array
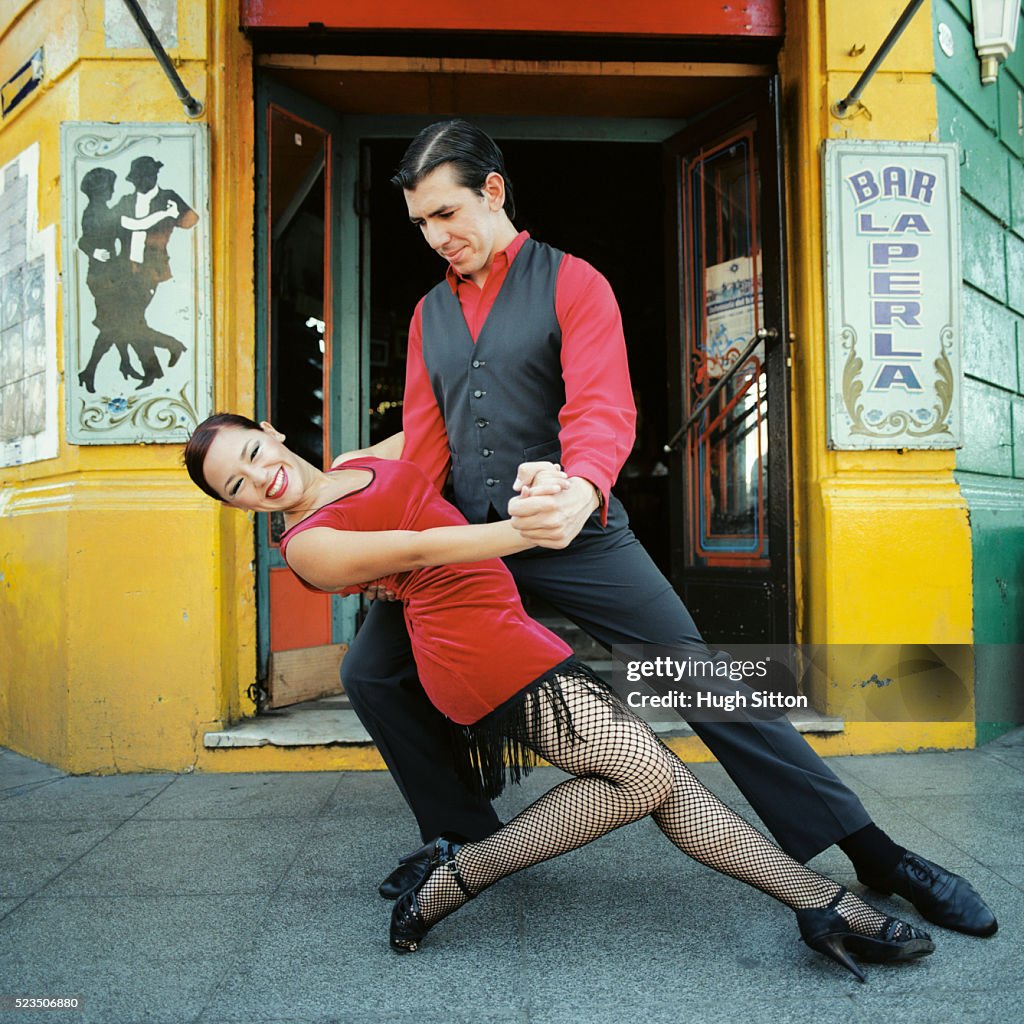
[
  {"x1": 508, "y1": 461, "x2": 600, "y2": 550},
  {"x1": 360, "y1": 460, "x2": 598, "y2": 601}
]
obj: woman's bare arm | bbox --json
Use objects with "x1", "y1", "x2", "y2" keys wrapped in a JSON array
[{"x1": 285, "y1": 518, "x2": 533, "y2": 592}]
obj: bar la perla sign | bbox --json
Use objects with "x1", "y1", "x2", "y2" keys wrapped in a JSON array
[{"x1": 823, "y1": 141, "x2": 962, "y2": 449}]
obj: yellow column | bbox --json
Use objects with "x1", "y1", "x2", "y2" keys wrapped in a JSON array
[
  {"x1": 0, "y1": 0, "x2": 259, "y2": 771},
  {"x1": 780, "y1": 0, "x2": 974, "y2": 753}
]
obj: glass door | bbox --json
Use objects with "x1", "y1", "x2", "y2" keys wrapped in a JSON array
[
  {"x1": 665, "y1": 81, "x2": 793, "y2": 643},
  {"x1": 253, "y1": 78, "x2": 358, "y2": 707}
]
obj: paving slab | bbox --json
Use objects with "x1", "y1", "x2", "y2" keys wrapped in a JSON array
[
  {"x1": 0, "y1": 774, "x2": 175, "y2": 821},
  {"x1": 0, "y1": 895, "x2": 267, "y2": 1024},
  {"x1": 40, "y1": 819, "x2": 317, "y2": 897},
  {"x1": 135, "y1": 771, "x2": 341, "y2": 820},
  {"x1": 0, "y1": 748, "x2": 63, "y2": 793},
  {"x1": 0, "y1": 821, "x2": 121, "y2": 898}
]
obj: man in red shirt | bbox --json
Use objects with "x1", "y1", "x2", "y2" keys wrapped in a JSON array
[{"x1": 341, "y1": 120, "x2": 995, "y2": 938}]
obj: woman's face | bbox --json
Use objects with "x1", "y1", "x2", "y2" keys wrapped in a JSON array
[{"x1": 203, "y1": 423, "x2": 307, "y2": 511}]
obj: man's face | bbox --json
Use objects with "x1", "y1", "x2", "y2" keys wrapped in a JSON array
[{"x1": 404, "y1": 163, "x2": 505, "y2": 285}]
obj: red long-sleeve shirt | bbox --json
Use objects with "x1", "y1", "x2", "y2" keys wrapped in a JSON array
[{"x1": 402, "y1": 231, "x2": 636, "y2": 521}]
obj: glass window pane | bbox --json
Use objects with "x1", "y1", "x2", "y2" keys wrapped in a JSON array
[
  {"x1": 684, "y1": 132, "x2": 770, "y2": 568},
  {"x1": 267, "y1": 108, "x2": 328, "y2": 543}
]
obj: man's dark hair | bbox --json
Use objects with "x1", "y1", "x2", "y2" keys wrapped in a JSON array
[
  {"x1": 391, "y1": 120, "x2": 516, "y2": 219},
  {"x1": 183, "y1": 412, "x2": 263, "y2": 502}
]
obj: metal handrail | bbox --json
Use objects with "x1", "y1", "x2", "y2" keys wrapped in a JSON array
[{"x1": 663, "y1": 328, "x2": 776, "y2": 453}]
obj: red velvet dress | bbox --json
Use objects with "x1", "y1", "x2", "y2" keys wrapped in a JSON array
[{"x1": 279, "y1": 457, "x2": 573, "y2": 727}]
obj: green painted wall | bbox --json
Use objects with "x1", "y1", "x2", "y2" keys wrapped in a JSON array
[{"x1": 933, "y1": 0, "x2": 1024, "y2": 741}]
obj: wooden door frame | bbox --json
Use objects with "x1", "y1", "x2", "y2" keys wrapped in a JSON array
[{"x1": 663, "y1": 78, "x2": 795, "y2": 644}]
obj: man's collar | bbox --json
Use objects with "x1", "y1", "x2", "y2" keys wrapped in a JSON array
[{"x1": 445, "y1": 230, "x2": 531, "y2": 293}]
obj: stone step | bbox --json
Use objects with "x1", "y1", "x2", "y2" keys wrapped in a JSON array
[{"x1": 205, "y1": 659, "x2": 845, "y2": 748}]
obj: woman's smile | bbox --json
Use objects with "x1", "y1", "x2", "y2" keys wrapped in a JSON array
[{"x1": 266, "y1": 466, "x2": 288, "y2": 500}]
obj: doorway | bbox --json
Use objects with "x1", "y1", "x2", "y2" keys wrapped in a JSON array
[{"x1": 253, "y1": 69, "x2": 794, "y2": 709}]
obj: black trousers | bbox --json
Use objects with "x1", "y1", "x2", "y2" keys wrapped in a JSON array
[{"x1": 342, "y1": 498, "x2": 870, "y2": 864}]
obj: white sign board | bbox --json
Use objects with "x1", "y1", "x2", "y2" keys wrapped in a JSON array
[{"x1": 823, "y1": 140, "x2": 961, "y2": 449}]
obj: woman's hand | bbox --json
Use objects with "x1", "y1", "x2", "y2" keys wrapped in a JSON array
[{"x1": 513, "y1": 461, "x2": 570, "y2": 499}]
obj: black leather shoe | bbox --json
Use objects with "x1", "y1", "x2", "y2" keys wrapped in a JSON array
[
  {"x1": 379, "y1": 838, "x2": 462, "y2": 900},
  {"x1": 860, "y1": 851, "x2": 997, "y2": 937}
]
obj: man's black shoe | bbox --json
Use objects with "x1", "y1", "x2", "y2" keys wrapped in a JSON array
[
  {"x1": 860, "y1": 851, "x2": 998, "y2": 937},
  {"x1": 378, "y1": 839, "x2": 462, "y2": 900}
]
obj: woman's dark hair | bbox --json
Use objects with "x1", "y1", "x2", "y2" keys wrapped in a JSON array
[
  {"x1": 391, "y1": 119, "x2": 516, "y2": 219},
  {"x1": 80, "y1": 167, "x2": 116, "y2": 199},
  {"x1": 183, "y1": 412, "x2": 263, "y2": 502}
]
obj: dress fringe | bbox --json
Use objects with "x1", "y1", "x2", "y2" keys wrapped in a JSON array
[{"x1": 448, "y1": 658, "x2": 627, "y2": 800}]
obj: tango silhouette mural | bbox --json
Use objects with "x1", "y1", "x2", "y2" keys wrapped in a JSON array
[{"x1": 62, "y1": 123, "x2": 211, "y2": 444}]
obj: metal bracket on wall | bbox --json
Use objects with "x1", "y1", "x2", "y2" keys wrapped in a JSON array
[
  {"x1": 832, "y1": 0, "x2": 926, "y2": 118},
  {"x1": 119, "y1": 0, "x2": 204, "y2": 119}
]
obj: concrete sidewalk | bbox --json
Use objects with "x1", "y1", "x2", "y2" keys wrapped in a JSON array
[{"x1": 1, "y1": 730, "x2": 1021, "y2": 1024}]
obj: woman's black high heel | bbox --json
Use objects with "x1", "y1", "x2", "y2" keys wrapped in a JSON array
[
  {"x1": 796, "y1": 887, "x2": 935, "y2": 982},
  {"x1": 390, "y1": 837, "x2": 474, "y2": 952}
]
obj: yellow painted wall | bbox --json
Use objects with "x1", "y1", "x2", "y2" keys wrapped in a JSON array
[
  {"x1": 781, "y1": 0, "x2": 975, "y2": 749},
  {"x1": 0, "y1": 0, "x2": 258, "y2": 771}
]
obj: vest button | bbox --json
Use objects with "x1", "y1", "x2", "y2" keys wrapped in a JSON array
[
  {"x1": 481, "y1": 448, "x2": 493, "y2": 457},
  {"x1": 476, "y1": 418, "x2": 489, "y2": 428},
  {"x1": 472, "y1": 359, "x2": 485, "y2": 368},
  {"x1": 473, "y1": 389, "x2": 486, "y2": 399},
  {"x1": 486, "y1": 477, "x2": 497, "y2": 486}
]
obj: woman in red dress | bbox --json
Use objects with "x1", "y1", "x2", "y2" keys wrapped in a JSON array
[{"x1": 184, "y1": 413, "x2": 933, "y2": 981}]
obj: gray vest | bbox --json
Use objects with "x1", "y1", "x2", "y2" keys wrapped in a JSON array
[{"x1": 421, "y1": 238, "x2": 566, "y2": 524}]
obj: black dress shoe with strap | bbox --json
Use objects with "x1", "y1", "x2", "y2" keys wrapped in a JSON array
[
  {"x1": 390, "y1": 837, "x2": 474, "y2": 953},
  {"x1": 859, "y1": 851, "x2": 997, "y2": 937},
  {"x1": 379, "y1": 838, "x2": 463, "y2": 900}
]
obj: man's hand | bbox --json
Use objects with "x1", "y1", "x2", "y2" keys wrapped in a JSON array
[
  {"x1": 508, "y1": 468, "x2": 600, "y2": 549},
  {"x1": 362, "y1": 582, "x2": 398, "y2": 602}
]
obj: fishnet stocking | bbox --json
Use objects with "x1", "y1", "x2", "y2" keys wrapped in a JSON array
[{"x1": 415, "y1": 673, "x2": 893, "y2": 939}]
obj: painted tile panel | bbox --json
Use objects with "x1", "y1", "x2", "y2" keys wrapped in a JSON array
[
  {"x1": 961, "y1": 198, "x2": 1008, "y2": 302},
  {"x1": 937, "y1": 85, "x2": 1011, "y2": 221},
  {"x1": 1011, "y1": 157, "x2": 1024, "y2": 238},
  {"x1": 962, "y1": 288, "x2": 1018, "y2": 389},
  {"x1": 957, "y1": 379, "x2": 1013, "y2": 475},
  {"x1": 933, "y1": 0, "x2": 998, "y2": 131},
  {"x1": 996, "y1": 69, "x2": 1024, "y2": 160},
  {"x1": 1006, "y1": 231, "x2": 1024, "y2": 313}
]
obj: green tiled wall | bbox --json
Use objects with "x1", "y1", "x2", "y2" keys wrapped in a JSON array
[{"x1": 934, "y1": 0, "x2": 1024, "y2": 740}]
